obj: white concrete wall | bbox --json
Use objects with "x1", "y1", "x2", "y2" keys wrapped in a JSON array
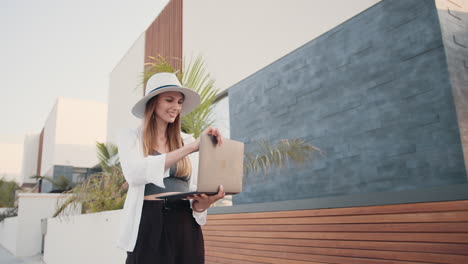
[
  {"x1": 54, "y1": 97, "x2": 107, "y2": 168},
  {"x1": 107, "y1": 33, "x2": 146, "y2": 144},
  {"x1": 20, "y1": 133, "x2": 40, "y2": 184},
  {"x1": 211, "y1": 96, "x2": 230, "y2": 139},
  {"x1": 44, "y1": 209, "x2": 126, "y2": 264},
  {"x1": 15, "y1": 193, "x2": 79, "y2": 257},
  {"x1": 0, "y1": 216, "x2": 18, "y2": 255},
  {"x1": 0, "y1": 142, "x2": 23, "y2": 183},
  {"x1": 183, "y1": 0, "x2": 382, "y2": 93},
  {"x1": 41, "y1": 102, "x2": 58, "y2": 177}
]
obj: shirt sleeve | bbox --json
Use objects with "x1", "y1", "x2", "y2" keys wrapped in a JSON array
[
  {"x1": 189, "y1": 199, "x2": 207, "y2": 225},
  {"x1": 117, "y1": 128, "x2": 170, "y2": 188},
  {"x1": 182, "y1": 133, "x2": 208, "y2": 225}
]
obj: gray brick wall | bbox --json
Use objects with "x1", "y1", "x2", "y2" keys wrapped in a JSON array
[{"x1": 229, "y1": 0, "x2": 467, "y2": 205}]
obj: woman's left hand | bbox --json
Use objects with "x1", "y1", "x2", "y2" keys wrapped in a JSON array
[{"x1": 188, "y1": 185, "x2": 225, "y2": 212}]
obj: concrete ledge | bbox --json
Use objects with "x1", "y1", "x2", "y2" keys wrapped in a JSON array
[{"x1": 209, "y1": 183, "x2": 468, "y2": 214}]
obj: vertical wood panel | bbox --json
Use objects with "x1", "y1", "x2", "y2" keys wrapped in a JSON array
[
  {"x1": 36, "y1": 128, "x2": 44, "y2": 176},
  {"x1": 144, "y1": 0, "x2": 182, "y2": 94}
]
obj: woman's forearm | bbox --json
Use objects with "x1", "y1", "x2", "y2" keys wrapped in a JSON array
[{"x1": 165, "y1": 142, "x2": 197, "y2": 170}]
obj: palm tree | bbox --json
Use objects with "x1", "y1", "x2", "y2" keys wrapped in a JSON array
[
  {"x1": 0, "y1": 178, "x2": 20, "y2": 207},
  {"x1": 53, "y1": 142, "x2": 126, "y2": 217},
  {"x1": 0, "y1": 178, "x2": 20, "y2": 222}
]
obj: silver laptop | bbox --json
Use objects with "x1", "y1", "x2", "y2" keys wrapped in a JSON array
[{"x1": 156, "y1": 134, "x2": 244, "y2": 200}]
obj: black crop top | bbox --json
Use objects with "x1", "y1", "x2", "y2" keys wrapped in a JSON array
[{"x1": 144, "y1": 151, "x2": 191, "y2": 196}]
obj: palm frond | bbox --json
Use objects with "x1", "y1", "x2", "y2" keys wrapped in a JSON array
[
  {"x1": 96, "y1": 142, "x2": 119, "y2": 173},
  {"x1": 136, "y1": 55, "x2": 177, "y2": 92},
  {"x1": 54, "y1": 175, "x2": 73, "y2": 191},
  {"x1": 244, "y1": 138, "x2": 325, "y2": 175},
  {"x1": 53, "y1": 194, "x2": 78, "y2": 217},
  {"x1": 30, "y1": 175, "x2": 72, "y2": 191},
  {"x1": 180, "y1": 55, "x2": 218, "y2": 137}
]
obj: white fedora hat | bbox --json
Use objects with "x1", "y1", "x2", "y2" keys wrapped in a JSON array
[{"x1": 131, "y1": 72, "x2": 200, "y2": 118}]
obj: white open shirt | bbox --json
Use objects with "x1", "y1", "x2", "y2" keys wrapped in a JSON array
[{"x1": 116, "y1": 126, "x2": 207, "y2": 252}]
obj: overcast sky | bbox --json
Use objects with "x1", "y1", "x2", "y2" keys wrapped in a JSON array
[{"x1": 0, "y1": 0, "x2": 169, "y2": 144}]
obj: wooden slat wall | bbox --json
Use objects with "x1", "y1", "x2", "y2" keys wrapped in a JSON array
[
  {"x1": 203, "y1": 200, "x2": 468, "y2": 264},
  {"x1": 36, "y1": 128, "x2": 44, "y2": 176},
  {"x1": 144, "y1": 0, "x2": 183, "y2": 95}
]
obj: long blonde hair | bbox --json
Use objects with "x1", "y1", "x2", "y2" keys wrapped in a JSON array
[{"x1": 142, "y1": 96, "x2": 191, "y2": 178}]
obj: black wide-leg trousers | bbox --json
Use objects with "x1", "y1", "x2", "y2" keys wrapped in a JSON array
[{"x1": 125, "y1": 199, "x2": 204, "y2": 264}]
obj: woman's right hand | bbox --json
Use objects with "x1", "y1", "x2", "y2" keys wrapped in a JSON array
[{"x1": 191, "y1": 126, "x2": 224, "y2": 152}]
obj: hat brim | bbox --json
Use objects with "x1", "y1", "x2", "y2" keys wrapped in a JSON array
[{"x1": 131, "y1": 86, "x2": 200, "y2": 119}]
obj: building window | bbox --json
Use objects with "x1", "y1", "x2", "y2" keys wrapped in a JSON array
[{"x1": 72, "y1": 167, "x2": 88, "y2": 183}]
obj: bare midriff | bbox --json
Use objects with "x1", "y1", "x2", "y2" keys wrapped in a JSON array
[{"x1": 143, "y1": 195, "x2": 163, "y2": 200}]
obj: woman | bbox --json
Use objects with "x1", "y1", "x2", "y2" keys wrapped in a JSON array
[{"x1": 116, "y1": 72, "x2": 225, "y2": 264}]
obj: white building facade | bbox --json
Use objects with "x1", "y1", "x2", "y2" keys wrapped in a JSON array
[
  {"x1": 19, "y1": 133, "x2": 40, "y2": 187},
  {"x1": 19, "y1": 97, "x2": 107, "y2": 192},
  {"x1": 106, "y1": 0, "x2": 382, "y2": 143}
]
